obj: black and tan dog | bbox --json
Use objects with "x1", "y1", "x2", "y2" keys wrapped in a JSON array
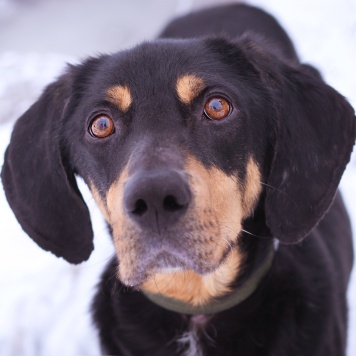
[{"x1": 2, "y1": 3, "x2": 356, "y2": 355}]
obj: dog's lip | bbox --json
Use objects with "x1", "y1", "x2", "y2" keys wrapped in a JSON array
[
  {"x1": 118, "y1": 243, "x2": 233, "y2": 287},
  {"x1": 152, "y1": 266, "x2": 184, "y2": 273},
  {"x1": 117, "y1": 228, "x2": 238, "y2": 287},
  {"x1": 119, "y1": 251, "x2": 191, "y2": 287}
]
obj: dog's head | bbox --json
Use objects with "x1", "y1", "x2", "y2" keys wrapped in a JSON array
[{"x1": 2, "y1": 37, "x2": 355, "y2": 300}]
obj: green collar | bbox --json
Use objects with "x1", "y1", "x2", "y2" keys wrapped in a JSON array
[{"x1": 142, "y1": 248, "x2": 274, "y2": 315}]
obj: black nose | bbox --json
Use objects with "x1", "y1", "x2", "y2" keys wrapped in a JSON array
[{"x1": 123, "y1": 170, "x2": 191, "y2": 232}]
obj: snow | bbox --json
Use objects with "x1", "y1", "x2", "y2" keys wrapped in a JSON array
[{"x1": 0, "y1": 1, "x2": 355, "y2": 355}]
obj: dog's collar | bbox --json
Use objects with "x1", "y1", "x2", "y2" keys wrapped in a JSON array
[{"x1": 142, "y1": 248, "x2": 274, "y2": 315}]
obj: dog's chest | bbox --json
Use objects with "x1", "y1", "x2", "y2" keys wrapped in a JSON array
[{"x1": 176, "y1": 314, "x2": 211, "y2": 356}]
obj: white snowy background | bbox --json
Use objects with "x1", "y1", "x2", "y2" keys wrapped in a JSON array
[{"x1": 0, "y1": 0, "x2": 355, "y2": 355}]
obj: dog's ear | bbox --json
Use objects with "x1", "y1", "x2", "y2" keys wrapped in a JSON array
[
  {"x1": 265, "y1": 63, "x2": 355, "y2": 243},
  {"x1": 1, "y1": 68, "x2": 94, "y2": 263}
]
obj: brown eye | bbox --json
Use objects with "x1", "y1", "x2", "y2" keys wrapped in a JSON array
[
  {"x1": 204, "y1": 97, "x2": 232, "y2": 120},
  {"x1": 89, "y1": 114, "x2": 114, "y2": 138}
]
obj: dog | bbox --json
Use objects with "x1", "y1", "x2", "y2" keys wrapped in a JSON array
[{"x1": 2, "y1": 3, "x2": 356, "y2": 355}]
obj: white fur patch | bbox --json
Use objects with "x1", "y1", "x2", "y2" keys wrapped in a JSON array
[
  {"x1": 176, "y1": 314, "x2": 211, "y2": 355},
  {"x1": 177, "y1": 328, "x2": 202, "y2": 356}
]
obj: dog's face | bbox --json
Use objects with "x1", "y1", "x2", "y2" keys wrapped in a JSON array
[
  {"x1": 2, "y1": 37, "x2": 355, "y2": 303},
  {"x1": 65, "y1": 40, "x2": 269, "y2": 287}
]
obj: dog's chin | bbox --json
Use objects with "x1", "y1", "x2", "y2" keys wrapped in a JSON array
[{"x1": 117, "y1": 250, "x2": 218, "y2": 287}]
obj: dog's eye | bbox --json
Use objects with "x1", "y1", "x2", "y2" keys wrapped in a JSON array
[
  {"x1": 204, "y1": 97, "x2": 232, "y2": 120},
  {"x1": 89, "y1": 114, "x2": 115, "y2": 138}
]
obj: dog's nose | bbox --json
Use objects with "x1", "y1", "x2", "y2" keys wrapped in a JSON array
[{"x1": 123, "y1": 170, "x2": 191, "y2": 232}]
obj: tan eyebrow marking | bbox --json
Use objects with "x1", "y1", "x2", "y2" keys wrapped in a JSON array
[
  {"x1": 106, "y1": 85, "x2": 132, "y2": 112},
  {"x1": 176, "y1": 75, "x2": 205, "y2": 105}
]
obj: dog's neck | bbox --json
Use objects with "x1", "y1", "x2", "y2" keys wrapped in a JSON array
[{"x1": 142, "y1": 247, "x2": 274, "y2": 315}]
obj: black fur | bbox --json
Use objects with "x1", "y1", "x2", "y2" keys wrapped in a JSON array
[{"x1": 1, "y1": 4, "x2": 355, "y2": 355}]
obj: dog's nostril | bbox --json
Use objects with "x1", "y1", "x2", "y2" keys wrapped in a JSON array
[
  {"x1": 163, "y1": 195, "x2": 184, "y2": 212},
  {"x1": 132, "y1": 199, "x2": 148, "y2": 216},
  {"x1": 124, "y1": 170, "x2": 191, "y2": 231},
  {"x1": 131, "y1": 196, "x2": 184, "y2": 215}
]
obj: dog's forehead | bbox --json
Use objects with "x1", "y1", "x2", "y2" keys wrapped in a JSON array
[{"x1": 93, "y1": 39, "x2": 234, "y2": 100}]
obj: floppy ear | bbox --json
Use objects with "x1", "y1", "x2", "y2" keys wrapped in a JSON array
[
  {"x1": 1, "y1": 69, "x2": 94, "y2": 263},
  {"x1": 265, "y1": 64, "x2": 356, "y2": 243}
]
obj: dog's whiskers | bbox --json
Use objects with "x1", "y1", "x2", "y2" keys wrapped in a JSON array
[
  {"x1": 241, "y1": 228, "x2": 272, "y2": 239},
  {"x1": 260, "y1": 181, "x2": 298, "y2": 206},
  {"x1": 221, "y1": 236, "x2": 234, "y2": 253}
]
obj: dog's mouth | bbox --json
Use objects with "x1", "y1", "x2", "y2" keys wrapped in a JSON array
[
  {"x1": 115, "y1": 227, "x2": 235, "y2": 287},
  {"x1": 114, "y1": 228, "x2": 244, "y2": 307},
  {"x1": 119, "y1": 252, "x2": 188, "y2": 287}
]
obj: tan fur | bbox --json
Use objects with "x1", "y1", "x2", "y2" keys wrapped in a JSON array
[
  {"x1": 242, "y1": 157, "x2": 262, "y2": 218},
  {"x1": 141, "y1": 157, "x2": 244, "y2": 305},
  {"x1": 89, "y1": 155, "x2": 260, "y2": 305},
  {"x1": 185, "y1": 157, "x2": 244, "y2": 246},
  {"x1": 142, "y1": 248, "x2": 242, "y2": 306},
  {"x1": 106, "y1": 85, "x2": 132, "y2": 112},
  {"x1": 90, "y1": 179, "x2": 139, "y2": 286},
  {"x1": 104, "y1": 166, "x2": 142, "y2": 284},
  {"x1": 89, "y1": 182, "x2": 111, "y2": 222},
  {"x1": 176, "y1": 75, "x2": 205, "y2": 104}
]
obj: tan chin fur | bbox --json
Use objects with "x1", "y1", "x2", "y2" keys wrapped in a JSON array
[{"x1": 141, "y1": 248, "x2": 242, "y2": 306}]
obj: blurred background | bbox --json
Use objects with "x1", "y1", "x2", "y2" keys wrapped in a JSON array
[{"x1": 0, "y1": 0, "x2": 355, "y2": 355}]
